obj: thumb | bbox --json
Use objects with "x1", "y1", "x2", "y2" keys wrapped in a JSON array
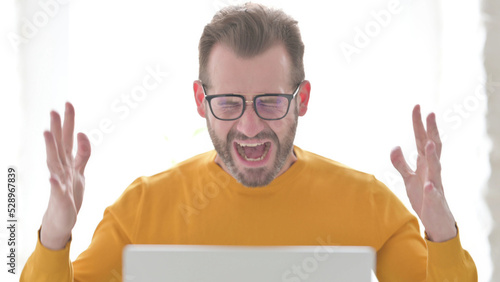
[
  {"x1": 390, "y1": 146, "x2": 413, "y2": 180},
  {"x1": 75, "y1": 133, "x2": 91, "y2": 174}
]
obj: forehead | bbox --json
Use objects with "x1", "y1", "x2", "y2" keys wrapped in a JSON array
[{"x1": 206, "y1": 43, "x2": 292, "y2": 94}]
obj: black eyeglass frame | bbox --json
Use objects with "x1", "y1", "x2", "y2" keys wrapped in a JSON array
[{"x1": 201, "y1": 82, "x2": 303, "y2": 121}]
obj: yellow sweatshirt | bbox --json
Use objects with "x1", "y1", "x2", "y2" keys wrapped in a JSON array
[{"x1": 20, "y1": 146, "x2": 477, "y2": 281}]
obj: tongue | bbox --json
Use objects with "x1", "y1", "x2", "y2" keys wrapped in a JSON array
[{"x1": 242, "y1": 144, "x2": 266, "y2": 159}]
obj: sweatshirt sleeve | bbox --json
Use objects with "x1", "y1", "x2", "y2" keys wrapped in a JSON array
[
  {"x1": 19, "y1": 229, "x2": 73, "y2": 282},
  {"x1": 376, "y1": 220, "x2": 478, "y2": 281},
  {"x1": 426, "y1": 227, "x2": 478, "y2": 281},
  {"x1": 19, "y1": 177, "x2": 144, "y2": 282},
  {"x1": 369, "y1": 177, "x2": 477, "y2": 281},
  {"x1": 19, "y1": 207, "x2": 131, "y2": 282}
]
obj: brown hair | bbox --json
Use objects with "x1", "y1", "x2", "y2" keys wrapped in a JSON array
[{"x1": 198, "y1": 2, "x2": 305, "y2": 89}]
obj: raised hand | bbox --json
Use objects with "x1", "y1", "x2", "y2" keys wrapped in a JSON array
[
  {"x1": 390, "y1": 105, "x2": 456, "y2": 242},
  {"x1": 40, "y1": 102, "x2": 91, "y2": 250}
]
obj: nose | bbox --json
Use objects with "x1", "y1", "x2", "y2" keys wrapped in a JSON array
[{"x1": 235, "y1": 101, "x2": 266, "y2": 138}]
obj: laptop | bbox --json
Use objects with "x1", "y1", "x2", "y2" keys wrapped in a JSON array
[{"x1": 123, "y1": 245, "x2": 376, "y2": 282}]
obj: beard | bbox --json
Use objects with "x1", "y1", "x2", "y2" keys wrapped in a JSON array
[{"x1": 206, "y1": 109, "x2": 298, "y2": 188}]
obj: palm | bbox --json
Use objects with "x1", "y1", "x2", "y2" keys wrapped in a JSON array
[
  {"x1": 405, "y1": 155, "x2": 428, "y2": 217},
  {"x1": 41, "y1": 103, "x2": 91, "y2": 249},
  {"x1": 44, "y1": 166, "x2": 82, "y2": 234}
]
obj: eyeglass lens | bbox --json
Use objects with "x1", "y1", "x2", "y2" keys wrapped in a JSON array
[{"x1": 210, "y1": 96, "x2": 290, "y2": 120}]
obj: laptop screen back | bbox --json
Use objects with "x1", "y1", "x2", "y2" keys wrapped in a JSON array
[{"x1": 123, "y1": 245, "x2": 375, "y2": 282}]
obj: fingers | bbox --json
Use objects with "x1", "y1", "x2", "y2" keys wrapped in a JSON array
[
  {"x1": 425, "y1": 140, "x2": 443, "y2": 191},
  {"x1": 62, "y1": 102, "x2": 75, "y2": 161},
  {"x1": 413, "y1": 105, "x2": 442, "y2": 159},
  {"x1": 412, "y1": 105, "x2": 427, "y2": 156},
  {"x1": 46, "y1": 103, "x2": 90, "y2": 176},
  {"x1": 426, "y1": 112, "x2": 442, "y2": 159},
  {"x1": 74, "y1": 133, "x2": 91, "y2": 174},
  {"x1": 50, "y1": 111, "x2": 67, "y2": 166},
  {"x1": 44, "y1": 131, "x2": 63, "y2": 176},
  {"x1": 390, "y1": 146, "x2": 414, "y2": 179},
  {"x1": 49, "y1": 103, "x2": 78, "y2": 166}
]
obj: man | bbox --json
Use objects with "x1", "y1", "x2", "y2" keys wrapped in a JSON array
[{"x1": 21, "y1": 3, "x2": 477, "y2": 281}]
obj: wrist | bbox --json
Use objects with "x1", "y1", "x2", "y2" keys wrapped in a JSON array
[
  {"x1": 425, "y1": 222, "x2": 457, "y2": 242},
  {"x1": 40, "y1": 225, "x2": 71, "y2": 250}
]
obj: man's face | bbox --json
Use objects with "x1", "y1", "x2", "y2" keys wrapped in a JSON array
[{"x1": 194, "y1": 43, "x2": 310, "y2": 187}]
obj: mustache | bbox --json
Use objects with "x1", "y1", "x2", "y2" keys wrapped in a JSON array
[{"x1": 227, "y1": 128, "x2": 279, "y2": 143}]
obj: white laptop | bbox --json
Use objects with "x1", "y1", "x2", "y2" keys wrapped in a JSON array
[{"x1": 123, "y1": 245, "x2": 376, "y2": 282}]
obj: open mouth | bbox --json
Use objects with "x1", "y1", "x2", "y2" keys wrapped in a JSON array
[{"x1": 235, "y1": 141, "x2": 271, "y2": 162}]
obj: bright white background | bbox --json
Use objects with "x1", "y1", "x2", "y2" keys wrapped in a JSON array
[{"x1": 0, "y1": 0, "x2": 493, "y2": 281}]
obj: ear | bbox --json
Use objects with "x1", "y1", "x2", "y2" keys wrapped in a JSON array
[
  {"x1": 297, "y1": 80, "x2": 311, "y2": 116},
  {"x1": 193, "y1": 80, "x2": 206, "y2": 118}
]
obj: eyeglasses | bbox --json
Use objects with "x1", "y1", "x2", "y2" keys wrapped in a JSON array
[{"x1": 202, "y1": 83, "x2": 302, "y2": 121}]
